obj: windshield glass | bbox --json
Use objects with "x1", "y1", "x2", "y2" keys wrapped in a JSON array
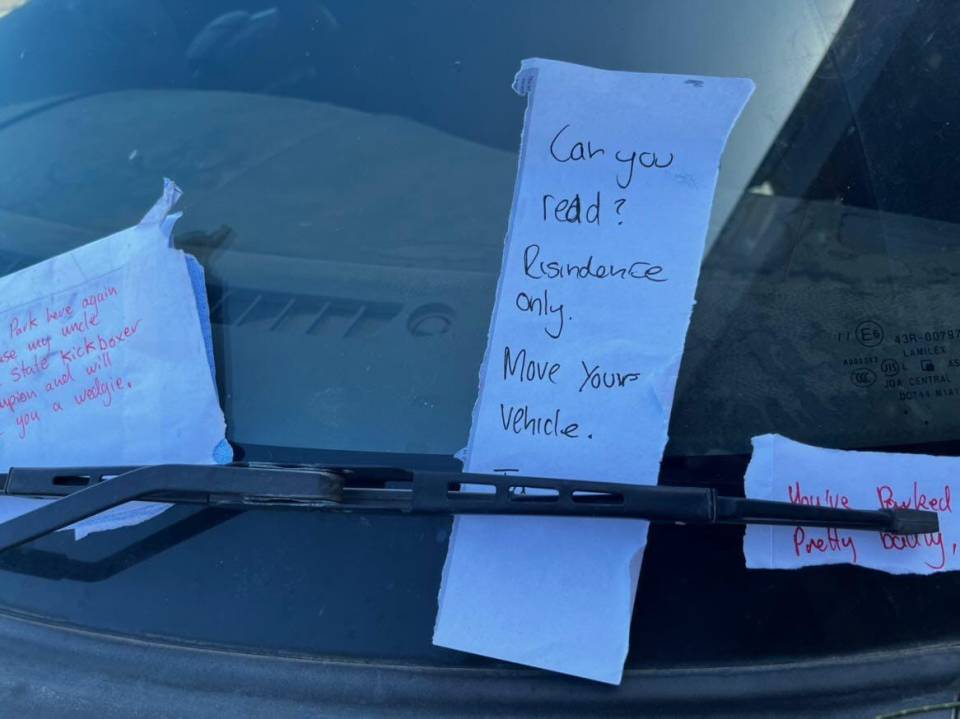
[
  {"x1": 2, "y1": 0, "x2": 960, "y2": 675},
  {"x1": 0, "y1": 0, "x2": 881, "y2": 458}
]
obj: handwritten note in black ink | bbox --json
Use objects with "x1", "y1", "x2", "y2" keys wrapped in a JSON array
[{"x1": 434, "y1": 58, "x2": 753, "y2": 684}]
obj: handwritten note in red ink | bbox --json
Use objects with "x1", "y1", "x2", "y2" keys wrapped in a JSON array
[
  {"x1": 744, "y1": 434, "x2": 959, "y2": 574},
  {"x1": 0, "y1": 181, "x2": 227, "y2": 474}
]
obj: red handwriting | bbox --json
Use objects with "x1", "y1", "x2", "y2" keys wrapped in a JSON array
[
  {"x1": 880, "y1": 531, "x2": 947, "y2": 570},
  {"x1": 59, "y1": 337, "x2": 97, "y2": 364},
  {"x1": 84, "y1": 351, "x2": 112, "y2": 376},
  {"x1": 787, "y1": 481, "x2": 850, "y2": 509},
  {"x1": 60, "y1": 310, "x2": 100, "y2": 337},
  {"x1": 43, "y1": 365, "x2": 74, "y2": 392},
  {"x1": 0, "y1": 294, "x2": 144, "y2": 433},
  {"x1": 9, "y1": 311, "x2": 38, "y2": 339},
  {"x1": 15, "y1": 409, "x2": 39, "y2": 439},
  {"x1": 96, "y1": 321, "x2": 142, "y2": 350},
  {"x1": 73, "y1": 375, "x2": 131, "y2": 408},
  {"x1": 58, "y1": 326, "x2": 142, "y2": 364},
  {"x1": 876, "y1": 483, "x2": 952, "y2": 513},
  {"x1": 81, "y1": 286, "x2": 118, "y2": 315},
  {"x1": 10, "y1": 354, "x2": 49, "y2": 382},
  {"x1": 0, "y1": 388, "x2": 37, "y2": 414},
  {"x1": 26, "y1": 335, "x2": 50, "y2": 353},
  {"x1": 45, "y1": 303, "x2": 73, "y2": 323},
  {"x1": 793, "y1": 526, "x2": 858, "y2": 564}
]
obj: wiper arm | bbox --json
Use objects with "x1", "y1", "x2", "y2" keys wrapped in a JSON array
[{"x1": 0, "y1": 463, "x2": 937, "y2": 553}]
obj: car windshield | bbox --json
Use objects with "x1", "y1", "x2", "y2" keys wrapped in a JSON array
[
  {"x1": 1, "y1": 0, "x2": 959, "y2": 675},
  {"x1": 0, "y1": 0, "x2": 871, "y2": 458}
]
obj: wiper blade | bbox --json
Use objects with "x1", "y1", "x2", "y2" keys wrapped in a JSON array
[{"x1": 0, "y1": 463, "x2": 937, "y2": 553}]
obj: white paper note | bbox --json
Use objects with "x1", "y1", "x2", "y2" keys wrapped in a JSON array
[
  {"x1": 433, "y1": 58, "x2": 753, "y2": 683},
  {"x1": 745, "y1": 434, "x2": 959, "y2": 574},
  {"x1": 0, "y1": 180, "x2": 229, "y2": 537}
]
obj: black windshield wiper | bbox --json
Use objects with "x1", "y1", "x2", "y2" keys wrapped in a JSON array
[{"x1": 0, "y1": 463, "x2": 937, "y2": 553}]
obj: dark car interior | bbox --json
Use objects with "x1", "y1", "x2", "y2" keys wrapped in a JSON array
[{"x1": 1, "y1": 1, "x2": 960, "y2": 716}]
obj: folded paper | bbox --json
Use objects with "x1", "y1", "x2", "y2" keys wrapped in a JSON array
[{"x1": 0, "y1": 179, "x2": 229, "y2": 537}]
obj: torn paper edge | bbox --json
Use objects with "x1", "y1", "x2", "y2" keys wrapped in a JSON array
[
  {"x1": 435, "y1": 61, "x2": 755, "y2": 682},
  {"x1": 0, "y1": 178, "x2": 230, "y2": 539},
  {"x1": 743, "y1": 434, "x2": 953, "y2": 575},
  {"x1": 456, "y1": 62, "x2": 540, "y2": 471}
]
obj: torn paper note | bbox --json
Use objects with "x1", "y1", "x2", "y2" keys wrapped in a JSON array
[
  {"x1": 745, "y1": 434, "x2": 959, "y2": 574},
  {"x1": 0, "y1": 495, "x2": 168, "y2": 540},
  {"x1": 433, "y1": 58, "x2": 753, "y2": 684},
  {"x1": 0, "y1": 179, "x2": 229, "y2": 538}
]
